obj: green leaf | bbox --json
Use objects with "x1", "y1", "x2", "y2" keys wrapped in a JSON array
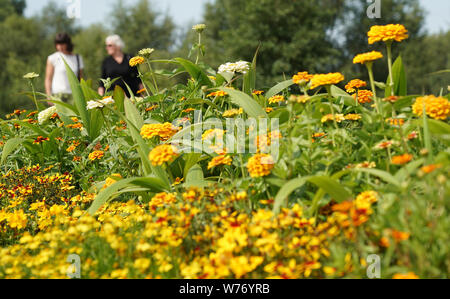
[
  {"x1": 174, "y1": 58, "x2": 213, "y2": 87},
  {"x1": 220, "y1": 87, "x2": 267, "y2": 118},
  {"x1": 422, "y1": 104, "x2": 433, "y2": 159},
  {"x1": 123, "y1": 99, "x2": 152, "y2": 176},
  {"x1": 87, "y1": 177, "x2": 168, "y2": 215},
  {"x1": 113, "y1": 86, "x2": 126, "y2": 113},
  {"x1": 395, "y1": 159, "x2": 425, "y2": 182},
  {"x1": 273, "y1": 177, "x2": 308, "y2": 213},
  {"x1": 273, "y1": 175, "x2": 352, "y2": 215},
  {"x1": 330, "y1": 86, "x2": 357, "y2": 106},
  {"x1": 385, "y1": 56, "x2": 407, "y2": 97},
  {"x1": 63, "y1": 59, "x2": 90, "y2": 137},
  {"x1": 266, "y1": 79, "x2": 294, "y2": 99},
  {"x1": 1, "y1": 138, "x2": 27, "y2": 165},
  {"x1": 17, "y1": 121, "x2": 48, "y2": 136},
  {"x1": 185, "y1": 164, "x2": 207, "y2": 188},
  {"x1": 183, "y1": 153, "x2": 203, "y2": 178},
  {"x1": 243, "y1": 46, "x2": 259, "y2": 95},
  {"x1": 424, "y1": 119, "x2": 450, "y2": 135},
  {"x1": 308, "y1": 176, "x2": 352, "y2": 203},
  {"x1": 352, "y1": 168, "x2": 401, "y2": 187},
  {"x1": 184, "y1": 98, "x2": 221, "y2": 110},
  {"x1": 88, "y1": 109, "x2": 104, "y2": 141},
  {"x1": 124, "y1": 97, "x2": 144, "y2": 129}
]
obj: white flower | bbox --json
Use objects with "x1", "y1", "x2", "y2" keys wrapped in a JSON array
[
  {"x1": 138, "y1": 48, "x2": 155, "y2": 58},
  {"x1": 218, "y1": 61, "x2": 250, "y2": 75},
  {"x1": 38, "y1": 106, "x2": 57, "y2": 125},
  {"x1": 192, "y1": 24, "x2": 206, "y2": 33},
  {"x1": 100, "y1": 96, "x2": 115, "y2": 106},
  {"x1": 86, "y1": 100, "x2": 104, "y2": 110},
  {"x1": 23, "y1": 72, "x2": 39, "y2": 79}
]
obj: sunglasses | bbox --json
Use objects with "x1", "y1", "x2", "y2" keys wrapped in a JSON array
[{"x1": 106, "y1": 44, "x2": 115, "y2": 48}]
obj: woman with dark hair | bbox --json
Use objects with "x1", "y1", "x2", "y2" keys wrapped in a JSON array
[
  {"x1": 98, "y1": 35, "x2": 143, "y2": 97},
  {"x1": 45, "y1": 33, "x2": 84, "y2": 103}
]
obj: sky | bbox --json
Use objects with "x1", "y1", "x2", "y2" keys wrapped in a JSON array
[{"x1": 25, "y1": 0, "x2": 450, "y2": 34}]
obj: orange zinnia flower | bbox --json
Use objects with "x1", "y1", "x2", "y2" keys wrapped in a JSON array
[{"x1": 391, "y1": 154, "x2": 413, "y2": 165}]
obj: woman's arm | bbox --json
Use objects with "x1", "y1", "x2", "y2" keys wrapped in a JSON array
[
  {"x1": 79, "y1": 69, "x2": 84, "y2": 80},
  {"x1": 45, "y1": 59, "x2": 54, "y2": 104}
]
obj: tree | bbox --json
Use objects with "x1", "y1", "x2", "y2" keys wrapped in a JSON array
[
  {"x1": 73, "y1": 24, "x2": 110, "y2": 84},
  {"x1": 339, "y1": 0, "x2": 426, "y2": 89},
  {"x1": 0, "y1": 15, "x2": 48, "y2": 115},
  {"x1": 200, "y1": 0, "x2": 346, "y2": 87},
  {"x1": 403, "y1": 31, "x2": 450, "y2": 94},
  {"x1": 0, "y1": 0, "x2": 26, "y2": 21},
  {"x1": 110, "y1": 0, "x2": 176, "y2": 55},
  {"x1": 38, "y1": 0, "x2": 79, "y2": 37}
]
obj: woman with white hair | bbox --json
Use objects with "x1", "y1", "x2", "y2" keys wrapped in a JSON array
[{"x1": 98, "y1": 35, "x2": 143, "y2": 97}]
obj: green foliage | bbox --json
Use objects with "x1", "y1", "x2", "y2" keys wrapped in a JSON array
[
  {"x1": 200, "y1": 0, "x2": 344, "y2": 87},
  {"x1": 111, "y1": 0, "x2": 176, "y2": 55},
  {"x1": 73, "y1": 24, "x2": 110, "y2": 83},
  {"x1": 340, "y1": 0, "x2": 426, "y2": 92}
]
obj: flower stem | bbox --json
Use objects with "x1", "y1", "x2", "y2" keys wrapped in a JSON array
[
  {"x1": 325, "y1": 85, "x2": 339, "y2": 130},
  {"x1": 386, "y1": 41, "x2": 395, "y2": 97},
  {"x1": 30, "y1": 81, "x2": 40, "y2": 111},
  {"x1": 196, "y1": 33, "x2": 202, "y2": 65},
  {"x1": 366, "y1": 62, "x2": 381, "y2": 115},
  {"x1": 146, "y1": 61, "x2": 159, "y2": 94}
]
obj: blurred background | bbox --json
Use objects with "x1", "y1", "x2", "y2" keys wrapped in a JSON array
[{"x1": 1, "y1": 0, "x2": 449, "y2": 116}]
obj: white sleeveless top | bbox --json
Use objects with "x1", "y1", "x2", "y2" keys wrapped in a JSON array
[{"x1": 48, "y1": 52, "x2": 84, "y2": 95}]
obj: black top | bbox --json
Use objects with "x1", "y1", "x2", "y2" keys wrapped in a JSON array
[{"x1": 100, "y1": 54, "x2": 140, "y2": 97}]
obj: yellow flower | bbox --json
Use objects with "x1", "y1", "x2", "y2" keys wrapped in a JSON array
[
  {"x1": 412, "y1": 95, "x2": 450, "y2": 120},
  {"x1": 345, "y1": 114, "x2": 362, "y2": 121},
  {"x1": 310, "y1": 73, "x2": 344, "y2": 89},
  {"x1": 207, "y1": 91, "x2": 228, "y2": 97},
  {"x1": 134, "y1": 258, "x2": 151, "y2": 271},
  {"x1": 268, "y1": 95, "x2": 285, "y2": 104},
  {"x1": 202, "y1": 129, "x2": 225, "y2": 141},
  {"x1": 247, "y1": 154, "x2": 275, "y2": 178},
  {"x1": 149, "y1": 192, "x2": 177, "y2": 209},
  {"x1": 393, "y1": 272, "x2": 419, "y2": 279},
  {"x1": 345, "y1": 79, "x2": 367, "y2": 93},
  {"x1": 353, "y1": 51, "x2": 383, "y2": 65},
  {"x1": 368, "y1": 24, "x2": 409, "y2": 44},
  {"x1": 252, "y1": 90, "x2": 264, "y2": 95},
  {"x1": 129, "y1": 56, "x2": 145, "y2": 67},
  {"x1": 321, "y1": 114, "x2": 345, "y2": 123},
  {"x1": 353, "y1": 90, "x2": 374, "y2": 104},
  {"x1": 208, "y1": 155, "x2": 232, "y2": 170},
  {"x1": 288, "y1": 95, "x2": 310, "y2": 104},
  {"x1": 292, "y1": 72, "x2": 314, "y2": 85},
  {"x1": 7, "y1": 210, "x2": 27, "y2": 230},
  {"x1": 88, "y1": 151, "x2": 104, "y2": 161},
  {"x1": 103, "y1": 174, "x2": 122, "y2": 190},
  {"x1": 149, "y1": 144, "x2": 179, "y2": 166},
  {"x1": 386, "y1": 118, "x2": 405, "y2": 126},
  {"x1": 140, "y1": 123, "x2": 179, "y2": 141},
  {"x1": 223, "y1": 108, "x2": 243, "y2": 118}
]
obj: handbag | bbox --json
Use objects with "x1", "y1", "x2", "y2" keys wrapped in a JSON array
[{"x1": 76, "y1": 54, "x2": 81, "y2": 81}]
